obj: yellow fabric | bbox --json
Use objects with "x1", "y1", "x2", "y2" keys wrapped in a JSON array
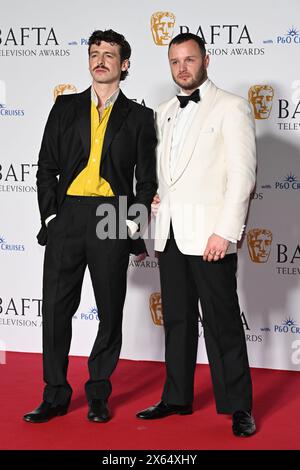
[{"x1": 67, "y1": 102, "x2": 114, "y2": 196}]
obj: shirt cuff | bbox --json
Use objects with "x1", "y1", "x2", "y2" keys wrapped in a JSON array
[
  {"x1": 45, "y1": 214, "x2": 56, "y2": 227},
  {"x1": 126, "y1": 220, "x2": 139, "y2": 238}
]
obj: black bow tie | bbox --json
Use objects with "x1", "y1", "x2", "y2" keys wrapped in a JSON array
[{"x1": 177, "y1": 88, "x2": 200, "y2": 108}]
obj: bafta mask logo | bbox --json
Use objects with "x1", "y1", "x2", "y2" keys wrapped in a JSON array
[
  {"x1": 149, "y1": 292, "x2": 163, "y2": 326},
  {"x1": 247, "y1": 228, "x2": 273, "y2": 263},
  {"x1": 248, "y1": 85, "x2": 274, "y2": 119},
  {"x1": 53, "y1": 84, "x2": 77, "y2": 101},
  {"x1": 151, "y1": 11, "x2": 176, "y2": 46}
]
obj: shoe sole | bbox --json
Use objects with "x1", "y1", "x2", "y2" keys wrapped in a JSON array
[
  {"x1": 137, "y1": 410, "x2": 193, "y2": 419},
  {"x1": 23, "y1": 409, "x2": 68, "y2": 423},
  {"x1": 233, "y1": 427, "x2": 256, "y2": 437},
  {"x1": 88, "y1": 417, "x2": 111, "y2": 423}
]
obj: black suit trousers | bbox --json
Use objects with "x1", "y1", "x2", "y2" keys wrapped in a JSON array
[
  {"x1": 159, "y1": 226, "x2": 252, "y2": 414},
  {"x1": 42, "y1": 196, "x2": 130, "y2": 405}
]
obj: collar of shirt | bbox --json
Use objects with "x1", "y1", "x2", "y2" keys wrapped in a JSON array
[
  {"x1": 178, "y1": 78, "x2": 211, "y2": 100},
  {"x1": 91, "y1": 86, "x2": 120, "y2": 109}
]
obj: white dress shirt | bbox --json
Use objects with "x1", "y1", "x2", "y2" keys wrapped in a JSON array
[{"x1": 170, "y1": 79, "x2": 210, "y2": 179}]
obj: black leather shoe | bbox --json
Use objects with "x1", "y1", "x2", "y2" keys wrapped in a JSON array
[
  {"x1": 232, "y1": 410, "x2": 256, "y2": 437},
  {"x1": 23, "y1": 400, "x2": 70, "y2": 423},
  {"x1": 87, "y1": 399, "x2": 111, "y2": 423},
  {"x1": 136, "y1": 400, "x2": 192, "y2": 420}
]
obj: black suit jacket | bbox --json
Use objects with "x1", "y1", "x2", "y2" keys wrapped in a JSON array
[{"x1": 36, "y1": 87, "x2": 157, "y2": 254}]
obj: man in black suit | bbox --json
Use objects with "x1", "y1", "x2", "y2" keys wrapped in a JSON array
[
  {"x1": 136, "y1": 33, "x2": 256, "y2": 437},
  {"x1": 23, "y1": 29, "x2": 157, "y2": 423}
]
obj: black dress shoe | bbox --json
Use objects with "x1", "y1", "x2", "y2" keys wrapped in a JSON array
[
  {"x1": 232, "y1": 410, "x2": 256, "y2": 437},
  {"x1": 23, "y1": 400, "x2": 70, "y2": 423},
  {"x1": 87, "y1": 399, "x2": 111, "y2": 423},
  {"x1": 136, "y1": 400, "x2": 192, "y2": 420}
]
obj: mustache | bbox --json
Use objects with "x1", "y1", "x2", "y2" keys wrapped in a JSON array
[{"x1": 93, "y1": 65, "x2": 109, "y2": 72}]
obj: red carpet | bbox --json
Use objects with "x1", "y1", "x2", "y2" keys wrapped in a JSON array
[{"x1": 0, "y1": 352, "x2": 299, "y2": 450}]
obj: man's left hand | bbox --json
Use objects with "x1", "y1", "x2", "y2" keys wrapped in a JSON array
[
  {"x1": 203, "y1": 234, "x2": 229, "y2": 262},
  {"x1": 135, "y1": 252, "x2": 147, "y2": 262}
]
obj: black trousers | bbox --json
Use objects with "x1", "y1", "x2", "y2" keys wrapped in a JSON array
[
  {"x1": 159, "y1": 226, "x2": 252, "y2": 414},
  {"x1": 42, "y1": 196, "x2": 130, "y2": 406}
]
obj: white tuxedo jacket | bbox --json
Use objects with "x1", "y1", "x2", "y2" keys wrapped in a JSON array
[{"x1": 154, "y1": 80, "x2": 257, "y2": 255}]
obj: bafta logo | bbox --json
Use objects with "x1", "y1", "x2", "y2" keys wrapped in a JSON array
[
  {"x1": 53, "y1": 84, "x2": 77, "y2": 101},
  {"x1": 149, "y1": 292, "x2": 163, "y2": 326},
  {"x1": 247, "y1": 228, "x2": 273, "y2": 263},
  {"x1": 248, "y1": 85, "x2": 274, "y2": 119},
  {"x1": 151, "y1": 11, "x2": 176, "y2": 46}
]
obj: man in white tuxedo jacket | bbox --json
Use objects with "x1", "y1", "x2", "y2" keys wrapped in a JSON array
[{"x1": 137, "y1": 33, "x2": 257, "y2": 437}]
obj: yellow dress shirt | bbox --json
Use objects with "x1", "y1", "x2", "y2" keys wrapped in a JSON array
[{"x1": 67, "y1": 97, "x2": 114, "y2": 196}]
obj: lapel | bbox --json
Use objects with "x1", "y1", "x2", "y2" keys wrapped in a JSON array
[
  {"x1": 76, "y1": 87, "x2": 91, "y2": 160},
  {"x1": 171, "y1": 82, "x2": 218, "y2": 184},
  {"x1": 160, "y1": 98, "x2": 179, "y2": 185},
  {"x1": 101, "y1": 90, "x2": 130, "y2": 164}
]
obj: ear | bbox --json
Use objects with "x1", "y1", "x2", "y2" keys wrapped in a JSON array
[
  {"x1": 204, "y1": 54, "x2": 210, "y2": 69},
  {"x1": 121, "y1": 59, "x2": 129, "y2": 71}
]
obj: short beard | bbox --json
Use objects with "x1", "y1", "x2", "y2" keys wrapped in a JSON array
[{"x1": 174, "y1": 68, "x2": 207, "y2": 91}]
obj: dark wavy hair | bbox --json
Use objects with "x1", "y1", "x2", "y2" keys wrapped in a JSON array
[{"x1": 88, "y1": 29, "x2": 131, "y2": 81}]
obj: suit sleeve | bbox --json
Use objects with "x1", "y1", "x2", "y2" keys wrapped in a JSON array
[
  {"x1": 213, "y1": 98, "x2": 257, "y2": 241},
  {"x1": 36, "y1": 96, "x2": 63, "y2": 225},
  {"x1": 128, "y1": 109, "x2": 158, "y2": 223}
]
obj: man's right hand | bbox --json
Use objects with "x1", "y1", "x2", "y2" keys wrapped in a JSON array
[{"x1": 151, "y1": 194, "x2": 160, "y2": 216}]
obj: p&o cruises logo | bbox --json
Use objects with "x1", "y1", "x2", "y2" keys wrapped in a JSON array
[
  {"x1": 264, "y1": 26, "x2": 300, "y2": 45},
  {"x1": 0, "y1": 81, "x2": 25, "y2": 118},
  {"x1": 0, "y1": 235, "x2": 25, "y2": 252},
  {"x1": 274, "y1": 317, "x2": 300, "y2": 334},
  {"x1": 73, "y1": 306, "x2": 99, "y2": 321}
]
